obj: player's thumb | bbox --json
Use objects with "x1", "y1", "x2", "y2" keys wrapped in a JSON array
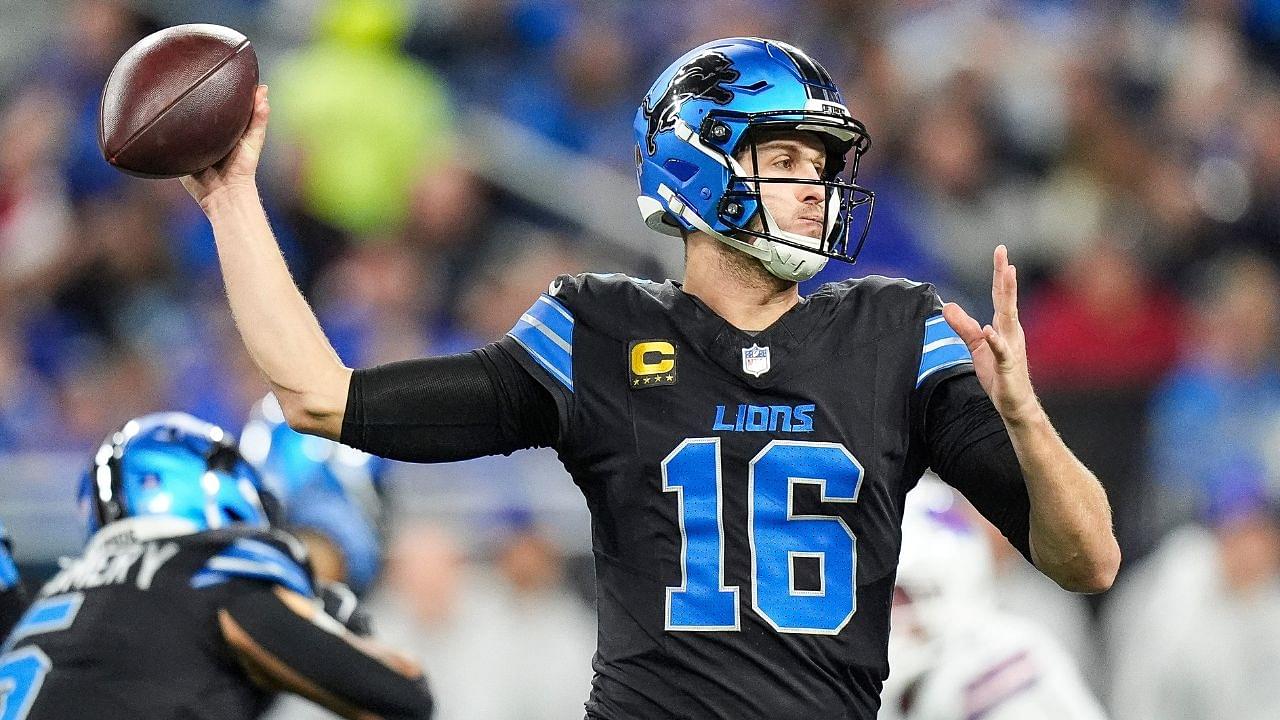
[{"x1": 942, "y1": 302, "x2": 985, "y2": 349}]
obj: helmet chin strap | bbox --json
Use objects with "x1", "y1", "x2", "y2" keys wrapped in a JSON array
[
  {"x1": 668, "y1": 196, "x2": 829, "y2": 283},
  {"x1": 754, "y1": 202, "x2": 830, "y2": 282}
]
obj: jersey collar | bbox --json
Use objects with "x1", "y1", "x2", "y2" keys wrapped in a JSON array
[
  {"x1": 87, "y1": 516, "x2": 202, "y2": 551},
  {"x1": 671, "y1": 282, "x2": 826, "y2": 389}
]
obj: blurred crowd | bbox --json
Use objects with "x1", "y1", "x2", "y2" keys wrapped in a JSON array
[{"x1": 7, "y1": 0, "x2": 1280, "y2": 717}]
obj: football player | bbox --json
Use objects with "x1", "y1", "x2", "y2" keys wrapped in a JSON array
[
  {"x1": 181, "y1": 37, "x2": 1119, "y2": 719},
  {"x1": 241, "y1": 393, "x2": 386, "y2": 598},
  {"x1": 0, "y1": 413, "x2": 432, "y2": 720},
  {"x1": 881, "y1": 478, "x2": 1107, "y2": 720}
]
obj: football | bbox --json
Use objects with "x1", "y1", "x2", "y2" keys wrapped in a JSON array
[{"x1": 99, "y1": 24, "x2": 258, "y2": 178}]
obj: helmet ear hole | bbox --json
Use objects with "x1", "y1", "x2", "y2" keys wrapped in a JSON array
[{"x1": 663, "y1": 158, "x2": 699, "y2": 182}]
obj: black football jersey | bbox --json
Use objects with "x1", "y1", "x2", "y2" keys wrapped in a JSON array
[
  {"x1": 0, "y1": 517, "x2": 314, "y2": 720},
  {"x1": 503, "y1": 273, "x2": 976, "y2": 719}
]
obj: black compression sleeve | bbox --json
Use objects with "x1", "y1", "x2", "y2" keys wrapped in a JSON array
[
  {"x1": 339, "y1": 344, "x2": 559, "y2": 462},
  {"x1": 221, "y1": 588, "x2": 433, "y2": 719},
  {"x1": 925, "y1": 374, "x2": 1033, "y2": 561}
]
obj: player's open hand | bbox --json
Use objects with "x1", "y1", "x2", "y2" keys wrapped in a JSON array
[
  {"x1": 180, "y1": 84, "x2": 269, "y2": 209},
  {"x1": 941, "y1": 245, "x2": 1040, "y2": 426}
]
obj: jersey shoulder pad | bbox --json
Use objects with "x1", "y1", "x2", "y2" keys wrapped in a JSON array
[
  {"x1": 507, "y1": 273, "x2": 675, "y2": 393},
  {"x1": 812, "y1": 275, "x2": 939, "y2": 331},
  {"x1": 549, "y1": 272, "x2": 672, "y2": 311},
  {"x1": 188, "y1": 528, "x2": 314, "y2": 597},
  {"x1": 555, "y1": 272, "x2": 676, "y2": 337}
]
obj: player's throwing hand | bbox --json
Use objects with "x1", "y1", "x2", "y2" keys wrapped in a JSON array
[
  {"x1": 942, "y1": 245, "x2": 1039, "y2": 425},
  {"x1": 181, "y1": 84, "x2": 270, "y2": 209}
]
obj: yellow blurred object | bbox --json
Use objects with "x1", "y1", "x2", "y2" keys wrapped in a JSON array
[{"x1": 272, "y1": 0, "x2": 453, "y2": 236}]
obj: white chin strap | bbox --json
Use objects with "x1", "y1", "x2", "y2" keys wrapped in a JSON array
[
  {"x1": 754, "y1": 202, "x2": 831, "y2": 282},
  {"x1": 651, "y1": 182, "x2": 832, "y2": 283}
]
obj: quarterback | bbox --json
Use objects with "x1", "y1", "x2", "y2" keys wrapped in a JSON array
[{"x1": 182, "y1": 37, "x2": 1119, "y2": 719}]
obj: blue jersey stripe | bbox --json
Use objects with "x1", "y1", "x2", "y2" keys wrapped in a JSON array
[
  {"x1": 3, "y1": 593, "x2": 84, "y2": 652},
  {"x1": 924, "y1": 314, "x2": 960, "y2": 346},
  {"x1": 527, "y1": 295, "x2": 573, "y2": 343},
  {"x1": 191, "y1": 538, "x2": 313, "y2": 596},
  {"x1": 507, "y1": 327, "x2": 574, "y2": 391},
  {"x1": 517, "y1": 313, "x2": 571, "y2": 353},
  {"x1": 918, "y1": 312, "x2": 973, "y2": 387},
  {"x1": 507, "y1": 293, "x2": 575, "y2": 392},
  {"x1": 0, "y1": 552, "x2": 18, "y2": 591},
  {"x1": 917, "y1": 345, "x2": 974, "y2": 386}
]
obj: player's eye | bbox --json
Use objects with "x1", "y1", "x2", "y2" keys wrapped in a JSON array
[{"x1": 773, "y1": 155, "x2": 793, "y2": 170}]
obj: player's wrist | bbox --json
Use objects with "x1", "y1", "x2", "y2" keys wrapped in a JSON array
[
  {"x1": 198, "y1": 181, "x2": 261, "y2": 215},
  {"x1": 997, "y1": 395, "x2": 1045, "y2": 430}
]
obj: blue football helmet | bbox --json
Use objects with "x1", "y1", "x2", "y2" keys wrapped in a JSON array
[
  {"x1": 240, "y1": 394, "x2": 386, "y2": 594},
  {"x1": 635, "y1": 37, "x2": 874, "y2": 282},
  {"x1": 79, "y1": 412, "x2": 272, "y2": 536}
]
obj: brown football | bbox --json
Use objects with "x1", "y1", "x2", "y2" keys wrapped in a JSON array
[{"x1": 99, "y1": 24, "x2": 258, "y2": 178}]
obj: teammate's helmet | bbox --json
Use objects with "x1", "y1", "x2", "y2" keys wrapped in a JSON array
[
  {"x1": 894, "y1": 477, "x2": 996, "y2": 639},
  {"x1": 79, "y1": 412, "x2": 272, "y2": 536},
  {"x1": 240, "y1": 394, "x2": 386, "y2": 594},
  {"x1": 634, "y1": 37, "x2": 874, "y2": 282}
]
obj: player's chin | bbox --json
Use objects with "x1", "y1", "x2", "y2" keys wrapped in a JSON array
[{"x1": 788, "y1": 220, "x2": 824, "y2": 241}]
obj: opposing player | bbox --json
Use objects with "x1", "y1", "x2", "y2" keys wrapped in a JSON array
[
  {"x1": 0, "y1": 413, "x2": 433, "y2": 720},
  {"x1": 182, "y1": 37, "x2": 1119, "y2": 718},
  {"x1": 881, "y1": 478, "x2": 1107, "y2": 720}
]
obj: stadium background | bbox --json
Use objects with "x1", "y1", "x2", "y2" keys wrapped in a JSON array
[{"x1": 4, "y1": 0, "x2": 1280, "y2": 717}]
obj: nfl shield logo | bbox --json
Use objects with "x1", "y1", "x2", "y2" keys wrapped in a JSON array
[{"x1": 742, "y1": 344, "x2": 771, "y2": 377}]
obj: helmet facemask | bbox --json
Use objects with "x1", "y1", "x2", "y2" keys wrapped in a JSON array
[{"x1": 702, "y1": 112, "x2": 875, "y2": 282}]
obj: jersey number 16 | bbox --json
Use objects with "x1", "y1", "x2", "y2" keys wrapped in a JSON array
[{"x1": 663, "y1": 439, "x2": 863, "y2": 635}]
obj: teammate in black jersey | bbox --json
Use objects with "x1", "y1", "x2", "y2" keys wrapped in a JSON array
[
  {"x1": 0, "y1": 519, "x2": 28, "y2": 640},
  {"x1": 0, "y1": 412, "x2": 432, "y2": 720},
  {"x1": 181, "y1": 37, "x2": 1120, "y2": 719}
]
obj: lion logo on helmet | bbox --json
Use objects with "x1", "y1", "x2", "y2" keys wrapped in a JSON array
[{"x1": 642, "y1": 50, "x2": 741, "y2": 155}]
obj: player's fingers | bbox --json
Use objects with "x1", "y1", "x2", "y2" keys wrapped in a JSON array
[
  {"x1": 943, "y1": 302, "x2": 986, "y2": 351},
  {"x1": 993, "y1": 260, "x2": 1018, "y2": 324},
  {"x1": 1005, "y1": 264, "x2": 1019, "y2": 317},
  {"x1": 236, "y1": 90, "x2": 270, "y2": 161},
  {"x1": 993, "y1": 245, "x2": 1007, "y2": 291},
  {"x1": 984, "y1": 325, "x2": 1011, "y2": 362},
  {"x1": 241, "y1": 86, "x2": 270, "y2": 138}
]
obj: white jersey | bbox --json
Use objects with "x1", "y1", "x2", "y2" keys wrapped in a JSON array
[{"x1": 881, "y1": 610, "x2": 1107, "y2": 720}]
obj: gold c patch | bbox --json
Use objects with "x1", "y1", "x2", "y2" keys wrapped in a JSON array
[{"x1": 629, "y1": 340, "x2": 677, "y2": 388}]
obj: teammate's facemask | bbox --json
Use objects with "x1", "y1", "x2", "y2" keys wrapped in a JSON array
[
  {"x1": 635, "y1": 37, "x2": 874, "y2": 282},
  {"x1": 78, "y1": 412, "x2": 275, "y2": 537}
]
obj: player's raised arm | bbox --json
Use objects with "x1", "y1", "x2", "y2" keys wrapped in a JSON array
[
  {"x1": 941, "y1": 246, "x2": 1121, "y2": 593},
  {"x1": 181, "y1": 85, "x2": 351, "y2": 441}
]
